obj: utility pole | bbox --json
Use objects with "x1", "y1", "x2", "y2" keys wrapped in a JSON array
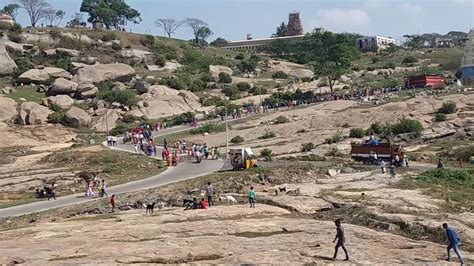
[
  {"x1": 225, "y1": 109, "x2": 229, "y2": 159},
  {"x1": 105, "y1": 108, "x2": 109, "y2": 136}
]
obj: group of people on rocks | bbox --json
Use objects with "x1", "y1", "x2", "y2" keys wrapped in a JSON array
[
  {"x1": 85, "y1": 177, "x2": 108, "y2": 198},
  {"x1": 184, "y1": 182, "x2": 257, "y2": 210}
]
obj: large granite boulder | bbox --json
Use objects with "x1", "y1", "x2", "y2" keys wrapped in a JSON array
[
  {"x1": 19, "y1": 102, "x2": 53, "y2": 125},
  {"x1": 18, "y1": 67, "x2": 70, "y2": 85},
  {"x1": 92, "y1": 109, "x2": 120, "y2": 132},
  {"x1": 73, "y1": 63, "x2": 136, "y2": 84},
  {"x1": 65, "y1": 106, "x2": 91, "y2": 127},
  {"x1": 79, "y1": 87, "x2": 99, "y2": 99},
  {"x1": 0, "y1": 96, "x2": 18, "y2": 121},
  {"x1": 209, "y1": 65, "x2": 233, "y2": 80},
  {"x1": 56, "y1": 48, "x2": 80, "y2": 57},
  {"x1": 46, "y1": 95, "x2": 74, "y2": 109},
  {"x1": 127, "y1": 85, "x2": 201, "y2": 119},
  {"x1": 49, "y1": 78, "x2": 78, "y2": 95},
  {"x1": 120, "y1": 49, "x2": 152, "y2": 59},
  {"x1": 0, "y1": 45, "x2": 17, "y2": 76}
]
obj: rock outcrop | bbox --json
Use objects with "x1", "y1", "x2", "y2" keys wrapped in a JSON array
[
  {"x1": 49, "y1": 78, "x2": 78, "y2": 95},
  {"x1": 0, "y1": 44, "x2": 17, "y2": 76},
  {"x1": 134, "y1": 80, "x2": 150, "y2": 93},
  {"x1": 18, "y1": 67, "x2": 70, "y2": 85},
  {"x1": 209, "y1": 65, "x2": 233, "y2": 80},
  {"x1": 0, "y1": 96, "x2": 17, "y2": 121},
  {"x1": 127, "y1": 85, "x2": 201, "y2": 119},
  {"x1": 120, "y1": 49, "x2": 152, "y2": 59},
  {"x1": 65, "y1": 106, "x2": 91, "y2": 127},
  {"x1": 18, "y1": 102, "x2": 53, "y2": 125},
  {"x1": 73, "y1": 63, "x2": 136, "y2": 84},
  {"x1": 46, "y1": 95, "x2": 74, "y2": 109},
  {"x1": 92, "y1": 109, "x2": 120, "y2": 132}
]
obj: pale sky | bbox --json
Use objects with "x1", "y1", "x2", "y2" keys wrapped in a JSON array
[{"x1": 7, "y1": 0, "x2": 474, "y2": 42}]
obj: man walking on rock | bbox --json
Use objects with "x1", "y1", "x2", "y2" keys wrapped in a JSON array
[
  {"x1": 333, "y1": 219, "x2": 349, "y2": 261},
  {"x1": 443, "y1": 223, "x2": 464, "y2": 264},
  {"x1": 248, "y1": 186, "x2": 256, "y2": 208}
]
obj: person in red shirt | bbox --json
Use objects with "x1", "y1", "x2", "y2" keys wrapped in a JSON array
[
  {"x1": 200, "y1": 198, "x2": 207, "y2": 209},
  {"x1": 110, "y1": 194, "x2": 116, "y2": 213}
]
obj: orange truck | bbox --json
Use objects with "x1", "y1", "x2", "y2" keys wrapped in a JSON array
[{"x1": 351, "y1": 142, "x2": 404, "y2": 164}]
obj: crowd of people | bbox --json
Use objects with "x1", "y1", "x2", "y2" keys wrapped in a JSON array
[{"x1": 84, "y1": 177, "x2": 109, "y2": 198}]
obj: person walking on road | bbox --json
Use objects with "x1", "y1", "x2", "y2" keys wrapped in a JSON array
[
  {"x1": 443, "y1": 223, "x2": 464, "y2": 264},
  {"x1": 333, "y1": 219, "x2": 349, "y2": 261},
  {"x1": 206, "y1": 182, "x2": 214, "y2": 207},
  {"x1": 248, "y1": 186, "x2": 256, "y2": 208},
  {"x1": 101, "y1": 179, "x2": 108, "y2": 198},
  {"x1": 380, "y1": 160, "x2": 386, "y2": 173},
  {"x1": 389, "y1": 165, "x2": 396, "y2": 179},
  {"x1": 110, "y1": 194, "x2": 116, "y2": 213}
]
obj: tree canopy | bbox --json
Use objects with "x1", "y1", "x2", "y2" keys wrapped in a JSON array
[
  {"x1": 2, "y1": 4, "x2": 20, "y2": 20},
  {"x1": 272, "y1": 22, "x2": 287, "y2": 37},
  {"x1": 80, "y1": 0, "x2": 141, "y2": 29},
  {"x1": 210, "y1": 37, "x2": 228, "y2": 47},
  {"x1": 184, "y1": 18, "x2": 207, "y2": 44},
  {"x1": 155, "y1": 18, "x2": 182, "y2": 38},
  {"x1": 16, "y1": 0, "x2": 51, "y2": 27}
]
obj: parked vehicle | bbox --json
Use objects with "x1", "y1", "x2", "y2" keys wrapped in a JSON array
[{"x1": 351, "y1": 142, "x2": 404, "y2": 165}]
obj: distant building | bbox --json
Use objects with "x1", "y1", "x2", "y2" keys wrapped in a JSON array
[
  {"x1": 461, "y1": 29, "x2": 474, "y2": 85},
  {"x1": 356, "y1": 36, "x2": 396, "y2": 53},
  {"x1": 405, "y1": 75, "x2": 445, "y2": 88},
  {"x1": 223, "y1": 11, "x2": 305, "y2": 51},
  {"x1": 435, "y1": 38, "x2": 455, "y2": 48},
  {"x1": 287, "y1": 12, "x2": 304, "y2": 36},
  {"x1": 0, "y1": 12, "x2": 15, "y2": 25},
  {"x1": 223, "y1": 35, "x2": 305, "y2": 51}
]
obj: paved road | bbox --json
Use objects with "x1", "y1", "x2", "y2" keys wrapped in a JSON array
[{"x1": 0, "y1": 126, "x2": 225, "y2": 219}]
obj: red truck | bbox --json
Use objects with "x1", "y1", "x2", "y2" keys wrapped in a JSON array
[{"x1": 351, "y1": 142, "x2": 404, "y2": 164}]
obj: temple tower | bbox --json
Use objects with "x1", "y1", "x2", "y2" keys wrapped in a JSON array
[
  {"x1": 286, "y1": 12, "x2": 303, "y2": 36},
  {"x1": 461, "y1": 29, "x2": 474, "y2": 85}
]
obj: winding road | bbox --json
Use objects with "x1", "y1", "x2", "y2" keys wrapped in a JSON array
[{"x1": 0, "y1": 126, "x2": 225, "y2": 218}]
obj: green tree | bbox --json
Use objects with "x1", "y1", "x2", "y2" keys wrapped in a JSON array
[
  {"x1": 3, "y1": 4, "x2": 20, "y2": 20},
  {"x1": 314, "y1": 42, "x2": 359, "y2": 93},
  {"x1": 272, "y1": 22, "x2": 287, "y2": 37},
  {"x1": 196, "y1": 26, "x2": 213, "y2": 46},
  {"x1": 80, "y1": 0, "x2": 141, "y2": 29},
  {"x1": 45, "y1": 9, "x2": 65, "y2": 26},
  {"x1": 210, "y1": 37, "x2": 228, "y2": 47},
  {"x1": 184, "y1": 17, "x2": 207, "y2": 44},
  {"x1": 403, "y1": 35, "x2": 425, "y2": 49}
]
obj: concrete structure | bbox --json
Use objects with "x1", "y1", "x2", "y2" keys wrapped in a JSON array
[
  {"x1": 223, "y1": 34, "x2": 305, "y2": 51},
  {"x1": 223, "y1": 11, "x2": 305, "y2": 51},
  {"x1": 435, "y1": 38, "x2": 455, "y2": 48},
  {"x1": 405, "y1": 75, "x2": 445, "y2": 89},
  {"x1": 356, "y1": 36, "x2": 395, "y2": 53},
  {"x1": 461, "y1": 29, "x2": 474, "y2": 86},
  {"x1": 287, "y1": 12, "x2": 304, "y2": 36},
  {"x1": 0, "y1": 12, "x2": 15, "y2": 25}
]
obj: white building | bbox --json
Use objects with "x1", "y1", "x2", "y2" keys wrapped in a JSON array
[{"x1": 356, "y1": 36, "x2": 395, "y2": 53}]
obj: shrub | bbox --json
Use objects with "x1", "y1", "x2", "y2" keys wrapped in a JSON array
[
  {"x1": 230, "y1": 135, "x2": 244, "y2": 144},
  {"x1": 98, "y1": 89, "x2": 138, "y2": 107},
  {"x1": 384, "y1": 62, "x2": 396, "y2": 69},
  {"x1": 391, "y1": 118, "x2": 423, "y2": 137},
  {"x1": 190, "y1": 79, "x2": 205, "y2": 92},
  {"x1": 190, "y1": 122, "x2": 224, "y2": 135},
  {"x1": 325, "y1": 130, "x2": 343, "y2": 144},
  {"x1": 159, "y1": 76, "x2": 187, "y2": 90},
  {"x1": 101, "y1": 31, "x2": 117, "y2": 42},
  {"x1": 301, "y1": 142, "x2": 315, "y2": 152},
  {"x1": 48, "y1": 103, "x2": 63, "y2": 112},
  {"x1": 140, "y1": 34, "x2": 155, "y2": 47},
  {"x1": 154, "y1": 55, "x2": 166, "y2": 67},
  {"x1": 202, "y1": 96, "x2": 224, "y2": 106},
  {"x1": 235, "y1": 53, "x2": 245, "y2": 60},
  {"x1": 201, "y1": 72, "x2": 214, "y2": 83},
  {"x1": 367, "y1": 66, "x2": 375, "y2": 71},
  {"x1": 325, "y1": 146, "x2": 343, "y2": 157},
  {"x1": 260, "y1": 148, "x2": 273, "y2": 161},
  {"x1": 222, "y1": 85, "x2": 240, "y2": 100},
  {"x1": 438, "y1": 101, "x2": 457, "y2": 114},
  {"x1": 349, "y1": 128, "x2": 366, "y2": 138},
  {"x1": 272, "y1": 71, "x2": 289, "y2": 79},
  {"x1": 342, "y1": 122, "x2": 351, "y2": 128},
  {"x1": 259, "y1": 130, "x2": 276, "y2": 139},
  {"x1": 296, "y1": 129, "x2": 306, "y2": 134},
  {"x1": 236, "y1": 82, "x2": 251, "y2": 92},
  {"x1": 274, "y1": 115, "x2": 290, "y2": 124},
  {"x1": 55, "y1": 57, "x2": 72, "y2": 70},
  {"x1": 369, "y1": 122, "x2": 383, "y2": 135},
  {"x1": 371, "y1": 57, "x2": 380, "y2": 64},
  {"x1": 219, "y1": 72, "x2": 232, "y2": 83},
  {"x1": 111, "y1": 42, "x2": 122, "y2": 51},
  {"x1": 301, "y1": 76, "x2": 311, "y2": 83},
  {"x1": 434, "y1": 113, "x2": 447, "y2": 122},
  {"x1": 9, "y1": 23, "x2": 22, "y2": 33},
  {"x1": 416, "y1": 169, "x2": 472, "y2": 187},
  {"x1": 402, "y1": 56, "x2": 418, "y2": 64},
  {"x1": 47, "y1": 112, "x2": 65, "y2": 124}
]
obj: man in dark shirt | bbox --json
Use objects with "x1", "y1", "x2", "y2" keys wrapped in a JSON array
[{"x1": 333, "y1": 219, "x2": 349, "y2": 261}]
